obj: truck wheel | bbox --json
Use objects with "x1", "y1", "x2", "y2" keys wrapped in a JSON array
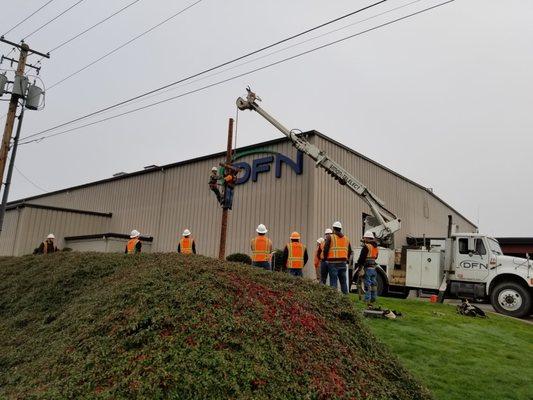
[
  {"x1": 376, "y1": 273, "x2": 387, "y2": 296},
  {"x1": 490, "y1": 282, "x2": 531, "y2": 318}
]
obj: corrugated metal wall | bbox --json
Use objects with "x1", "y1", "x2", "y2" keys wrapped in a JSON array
[
  {"x1": 0, "y1": 207, "x2": 111, "y2": 256},
  {"x1": 3, "y1": 134, "x2": 476, "y2": 272},
  {"x1": 310, "y1": 135, "x2": 476, "y2": 248},
  {"x1": 0, "y1": 208, "x2": 22, "y2": 256},
  {"x1": 26, "y1": 141, "x2": 312, "y2": 260}
]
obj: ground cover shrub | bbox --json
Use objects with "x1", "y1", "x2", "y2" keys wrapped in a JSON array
[
  {"x1": 226, "y1": 253, "x2": 252, "y2": 265},
  {"x1": 0, "y1": 252, "x2": 430, "y2": 399}
]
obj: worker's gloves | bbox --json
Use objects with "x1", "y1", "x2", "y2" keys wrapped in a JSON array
[{"x1": 358, "y1": 268, "x2": 365, "y2": 277}]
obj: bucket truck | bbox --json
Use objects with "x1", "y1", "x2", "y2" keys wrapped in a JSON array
[{"x1": 236, "y1": 88, "x2": 533, "y2": 318}]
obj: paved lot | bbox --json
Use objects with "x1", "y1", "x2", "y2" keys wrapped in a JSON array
[{"x1": 443, "y1": 299, "x2": 533, "y2": 324}]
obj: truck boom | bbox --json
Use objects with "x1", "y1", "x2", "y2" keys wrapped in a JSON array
[{"x1": 236, "y1": 88, "x2": 401, "y2": 245}]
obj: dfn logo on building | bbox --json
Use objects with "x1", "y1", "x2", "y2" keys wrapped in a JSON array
[{"x1": 232, "y1": 149, "x2": 304, "y2": 184}]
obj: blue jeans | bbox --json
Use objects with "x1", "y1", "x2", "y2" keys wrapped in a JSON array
[
  {"x1": 224, "y1": 186, "x2": 234, "y2": 209},
  {"x1": 288, "y1": 268, "x2": 303, "y2": 277},
  {"x1": 328, "y1": 262, "x2": 348, "y2": 294},
  {"x1": 319, "y1": 260, "x2": 329, "y2": 284},
  {"x1": 364, "y1": 267, "x2": 378, "y2": 302},
  {"x1": 252, "y1": 261, "x2": 271, "y2": 271}
]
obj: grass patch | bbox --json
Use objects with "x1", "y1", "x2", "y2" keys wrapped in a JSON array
[
  {"x1": 0, "y1": 252, "x2": 429, "y2": 399},
  {"x1": 353, "y1": 297, "x2": 533, "y2": 400}
]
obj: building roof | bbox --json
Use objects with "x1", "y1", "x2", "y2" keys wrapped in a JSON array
[
  {"x1": 8, "y1": 131, "x2": 475, "y2": 227},
  {"x1": 7, "y1": 203, "x2": 113, "y2": 218}
]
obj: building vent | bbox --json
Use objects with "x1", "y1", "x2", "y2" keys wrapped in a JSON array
[
  {"x1": 143, "y1": 165, "x2": 159, "y2": 170},
  {"x1": 112, "y1": 172, "x2": 127, "y2": 177}
]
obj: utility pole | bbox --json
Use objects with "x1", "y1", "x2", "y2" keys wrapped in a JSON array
[
  {"x1": 0, "y1": 41, "x2": 29, "y2": 184},
  {"x1": 218, "y1": 118, "x2": 234, "y2": 260},
  {"x1": 0, "y1": 36, "x2": 49, "y2": 233},
  {"x1": 0, "y1": 105, "x2": 25, "y2": 230}
]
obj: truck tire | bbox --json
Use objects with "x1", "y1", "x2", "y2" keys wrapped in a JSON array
[
  {"x1": 376, "y1": 272, "x2": 387, "y2": 296},
  {"x1": 490, "y1": 282, "x2": 532, "y2": 318}
]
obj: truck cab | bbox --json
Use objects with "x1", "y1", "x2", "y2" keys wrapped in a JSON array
[
  {"x1": 451, "y1": 233, "x2": 533, "y2": 317},
  {"x1": 353, "y1": 234, "x2": 533, "y2": 318}
]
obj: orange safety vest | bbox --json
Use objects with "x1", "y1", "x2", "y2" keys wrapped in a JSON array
[
  {"x1": 313, "y1": 243, "x2": 324, "y2": 268},
  {"x1": 365, "y1": 243, "x2": 379, "y2": 260},
  {"x1": 326, "y1": 234, "x2": 349, "y2": 261},
  {"x1": 287, "y1": 242, "x2": 305, "y2": 269},
  {"x1": 180, "y1": 237, "x2": 194, "y2": 254},
  {"x1": 251, "y1": 236, "x2": 272, "y2": 262},
  {"x1": 126, "y1": 238, "x2": 140, "y2": 254}
]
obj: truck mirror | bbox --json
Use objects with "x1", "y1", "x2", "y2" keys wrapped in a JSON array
[{"x1": 467, "y1": 237, "x2": 475, "y2": 254}]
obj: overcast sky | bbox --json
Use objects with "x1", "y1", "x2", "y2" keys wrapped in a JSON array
[{"x1": 1, "y1": 0, "x2": 531, "y2": 237}]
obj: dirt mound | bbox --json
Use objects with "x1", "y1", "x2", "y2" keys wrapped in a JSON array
[{"x1": 0, "y1": 253, "x2": 431, "y2": 399}]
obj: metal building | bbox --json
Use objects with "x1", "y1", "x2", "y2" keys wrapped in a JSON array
[{"x1": 0, "y1": 131, "x2": 476, "y2": 276}]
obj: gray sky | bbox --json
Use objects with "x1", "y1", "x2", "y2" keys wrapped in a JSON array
[{"x1": 1, "y1": 0, "x2": 532, "y2": 237}]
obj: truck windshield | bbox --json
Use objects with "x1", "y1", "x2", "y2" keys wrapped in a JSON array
[{"x1": 488, "y1": 238, "x2": 503, "y2": 255}]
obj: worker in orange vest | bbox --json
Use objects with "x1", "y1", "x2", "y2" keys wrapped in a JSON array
[
  {"x1": 250, "y1": 224, "x2": 272, "y2": 270},
  {"x1": 322, "y1": 221, "x2": 352, "y2": 294},
  {"x1": 125, "y1": 230, "x2": 142, "y2": 254},
  {"x1": 221, "y1": 163, "x2": 240, "y2": 210},
  {"x1": 356, "y1": 231, "x2": 380, "y2": 306},
  {"x1": 283, "y1": 232, "x2": 308, "y2": 277},
  {"x1": 178, "y1": 229, "x2": 196, "y2": 254},
  {"x1": 314, "y1": 237, "x2": 325, "y2": 282}
]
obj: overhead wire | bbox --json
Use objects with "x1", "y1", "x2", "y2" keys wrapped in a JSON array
[
  {"x1": 23, "y1": 0, "x2": 87, "y2": 40},
  {"x1": 3, "y1": 0, "x2": 57, "y2": 36},
  {"x1": 46, "y1": 0, "x2": 204, "y2": 91},
  {"x1": 22, "y1": 0, "x2": 389, "y2": 141},
  {"x1": 47, "y1": 0, "x2": 144, "y2": 54},
  {"x1": 14, "y1": 165, "x2": 48, "y2": 192},
  {"x1": 19, "y1": 0, "x2": 456, "y2": 146},
  {"x1": 97, "y1": 0, "x2": 427, "y2": 116}
]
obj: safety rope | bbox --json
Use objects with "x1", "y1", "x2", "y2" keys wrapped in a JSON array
[{"x1": 233, "y1": 107, "x2": 239, "y2": 161}]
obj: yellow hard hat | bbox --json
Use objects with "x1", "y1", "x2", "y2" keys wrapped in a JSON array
[{"x1": 290, "y1": 231, "x2": 301, "y2": 240}]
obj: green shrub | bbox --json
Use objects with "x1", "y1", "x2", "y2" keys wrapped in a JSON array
[
  {"x1": 0, "y1": 252, "x2": 430, "y2": 399},
  {"x1": 226, "y1": 253, "x2": 252, "y2": 265}
]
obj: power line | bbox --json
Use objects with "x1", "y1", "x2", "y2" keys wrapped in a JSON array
[
  {"x1": 111, "y1": 0, "x2": 426, "y2": 113},
  {"x1": 23, "y1": 0, "x2": 87, "y2": 40},
  {"x1": 46, "y1": 0, "x2": 204, "y2": 90},
  {"x1": 22, "y1": 0, "x2": 389, "y2": 141},
  {"x1": 48, "y1": 0, "x2": 144, "y2": 53},
  {"x1": 19, "y1": 0, "x2": 456, "y2": 146},
  {"x1": 14, "y1": 165, "x2": 48, "y2": 192},
  {"x1": 3, "y1": 0, "x2": 57, "y2": 36}
]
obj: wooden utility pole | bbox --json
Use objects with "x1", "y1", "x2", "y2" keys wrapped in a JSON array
[
  {"x1": 218, "y1": 118, "x2": 234, "y2": 260},
  {"x1": 0, "y1": 42, "x2": 29, "y2": 185},
  {"x1": 0, "y1": 37, "x2": 49, "y2": 233}
]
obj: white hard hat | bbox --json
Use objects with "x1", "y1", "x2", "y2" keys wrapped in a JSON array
[
  {"x1": 182, "y1": 229, "x2": 191, "y2": 237},
  {"x1": 130, "y1": 230, "x2": 140, "y2": 238},
  {"x1": 256, "y1": 224, "x2": 268, "y2": 234},
  {"x1": 363, "y1": 231, "x2": 376, "y2": 240},
  {"x1": 332, "y1": 221, "x2": 342, "y2": 229},
  {"x1": 47, "y1": 233, "x2": 55, "y2": 239},
  {"x1": 317, "y1": 237, "x2": 325, "y2": 244},
  {"x1": 324, "y1": 228, "x2": 333, "y2": 234},
  {"x1": 211, "y1": 167, "x2": 218, "y2": 172}
]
